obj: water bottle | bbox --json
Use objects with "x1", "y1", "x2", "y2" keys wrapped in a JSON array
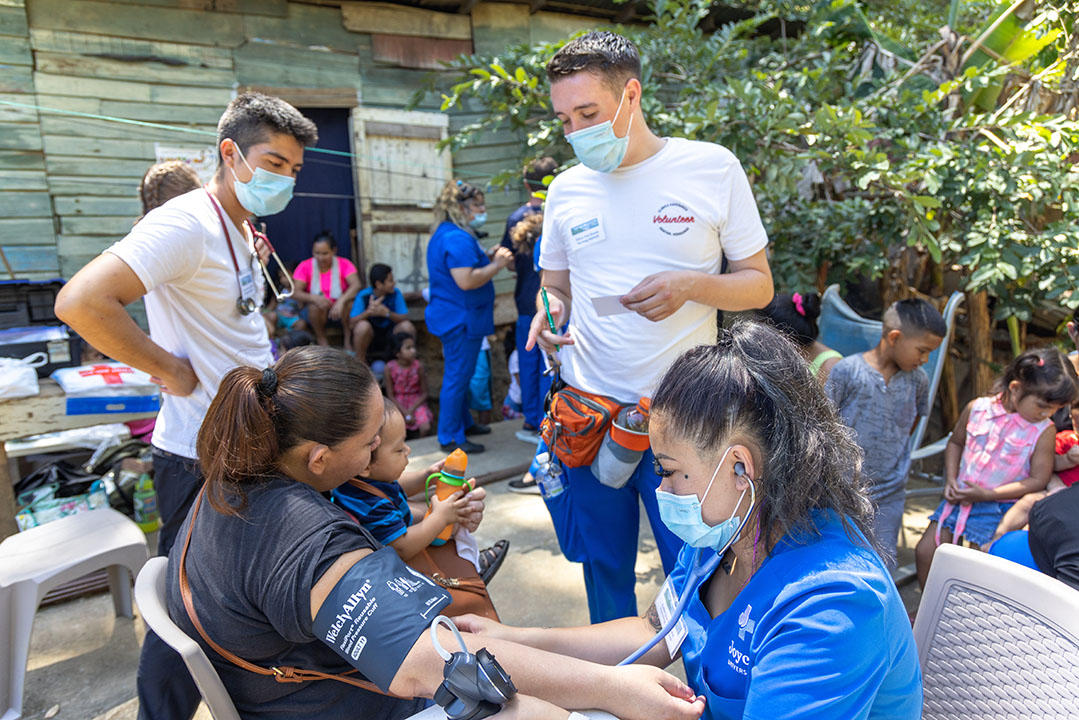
[
  {"x1": 425, "y1": 448, "x2": 472, "y2": 543},
  {"x1": 133, "y1": 471, "x2": 160, "y2": 534},
  {"x1": 535, "y1": 452, "x2": 564, "y2": 499}
]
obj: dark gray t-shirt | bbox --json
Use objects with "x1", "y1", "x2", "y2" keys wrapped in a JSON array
[
  {"x1": 166, "y1": 476, "x2": 425, "y2": 719},
  {"x1": 826, "y1": 354, "x2": 929, "y2": 498}
]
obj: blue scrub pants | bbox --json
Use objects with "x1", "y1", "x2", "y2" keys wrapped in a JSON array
[
  {"x1": 436, "y1": 327, "x2": 482, "y2": 445},
  {"x1": 544, "y1": 446, "x2": 684, "y2": 622},
  {"x1": 515, "y1": 315, "x2": 548, "y2": 429}
]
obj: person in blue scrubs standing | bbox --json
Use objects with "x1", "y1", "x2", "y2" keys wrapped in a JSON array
[
  {"x1": 458, "y1": 321, "x2": 923, "y2": 720},
  {"x1": 425, "y1": 179, "x2": 514, "y2": 453}
]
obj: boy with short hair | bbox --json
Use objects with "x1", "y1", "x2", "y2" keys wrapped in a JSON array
[
  {"x1": 826, "y1": 298, "x2": 946, "y2": 569},
  {"x1": 350, "y1": 262, "x2": 416, "y2": 362}
]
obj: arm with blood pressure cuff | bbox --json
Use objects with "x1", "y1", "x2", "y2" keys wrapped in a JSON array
[{"x1": 311, "y1": 547, "x2": 704, "y2": 720}]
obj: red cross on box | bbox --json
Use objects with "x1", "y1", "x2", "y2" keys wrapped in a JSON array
[{"x1": 77, "y1": 364, "x2": 134, "y2": 385}]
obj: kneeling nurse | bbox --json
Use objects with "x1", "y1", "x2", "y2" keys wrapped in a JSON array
[{"x1": 458, "y1": 321, "x2": 923, "y2": 720}]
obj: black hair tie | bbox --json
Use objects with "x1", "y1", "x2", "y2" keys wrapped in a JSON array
[{"x1": 257, "y1": 367, "x2": 278, "y2": 399}]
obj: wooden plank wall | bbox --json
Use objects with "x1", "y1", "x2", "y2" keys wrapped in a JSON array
[
  {"x1": 0, "y1": 0, "x2": 56, "y2": 280},
  {"x1": 9, "y1": 0, "x2": 601, "y2": 301}
]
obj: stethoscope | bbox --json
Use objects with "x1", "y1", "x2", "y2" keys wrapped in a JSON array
[
  {"x1": 205, "y1": 188, "x2": 295, "y2": 315},
  {"x1": 618, "y1": 470, "x2": 756, "y2": 666}
]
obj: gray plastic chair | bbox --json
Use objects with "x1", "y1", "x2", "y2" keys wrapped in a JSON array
[
  {"x1": 0, "y1": 507, "x2": 148, "y2": 720},
  {"x1": 914, "y1": 543, "x2": 1079, "y2": 719},
  {"x1": 133, "y1": 556, "x2": 240, "y2": 720}
]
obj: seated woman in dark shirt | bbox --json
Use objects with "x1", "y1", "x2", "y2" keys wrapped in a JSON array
[{"x1": 166, "y1": 345, "x2": 704, "y2": 720}]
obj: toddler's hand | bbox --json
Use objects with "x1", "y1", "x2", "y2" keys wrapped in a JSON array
[
  {"x1": 431, "y1": 490, "x2": 469, "y2": 524},
  {"x1": 1066, "y1": 445, "x2": 1079, "y2": 464}
]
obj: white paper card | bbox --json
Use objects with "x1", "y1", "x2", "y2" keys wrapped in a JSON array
[
  {"x1": 655, "y1": 574, "x2": 689, "y2": 659},
  {"x1": 592, "y1": 295, "x2": 632, "y2": 317}
]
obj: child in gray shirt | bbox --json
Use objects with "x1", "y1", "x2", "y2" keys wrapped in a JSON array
[{"x1": 826, "y1": 299, "x2": 945, "y2": 569}]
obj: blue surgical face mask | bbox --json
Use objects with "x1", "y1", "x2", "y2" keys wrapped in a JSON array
[
  {"x1": 565, "y1": 87, "x2": 634, "y2": 173},
  {"x1": 655, "y1": 445, "x2": 754, "y2": 552},
  {"x1": 468, "y1": 212, "x2": 487, "y2": 229},
  {"x1": 228, "y1": 141, "x2": 296, "y2": 216}
]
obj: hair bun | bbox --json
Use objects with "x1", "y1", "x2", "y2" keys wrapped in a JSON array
[
  {"x1": 257, "y1": 367, "x2": 278, "y2": 398},
  {"x1": 801, "y1": 292, "x2": 822, "y2": 321}
]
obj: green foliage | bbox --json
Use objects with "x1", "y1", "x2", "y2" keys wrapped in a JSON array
[{"x1": 433, "y1": 0, "x2": 1079, "y2": 320}]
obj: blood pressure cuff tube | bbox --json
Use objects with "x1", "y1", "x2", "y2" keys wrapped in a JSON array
[{"x1": 313, "y1": 546, "x2": 452, "y2": 691}]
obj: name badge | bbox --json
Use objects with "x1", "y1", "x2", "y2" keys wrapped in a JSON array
[
  {"x1": 655, "y1": 574, "x2": 689, "y2": 659},
  {"x1": 569, "y1": 217, "x2": 605, "y2": 250},
  {"x1": 238, "y1": 270, "x2": 258, "y2": 303}
]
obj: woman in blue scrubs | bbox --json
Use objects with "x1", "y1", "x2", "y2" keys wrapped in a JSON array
[
  {"x1": 457, "y1": 321, "x2": 923, "y2": 719},
  {"x1": 425, "y1": 179, "x2": 514, "y2": 453}
]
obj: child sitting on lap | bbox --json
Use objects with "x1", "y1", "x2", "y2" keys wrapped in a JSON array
[
  {"x1": 992, "y1": 404, "x2": 1079, "y2": 541},
  {"x1": 826, "y1": 299, "x2": 945, "y2": 569},
  {"x1": 915, "y1": 348, "x2": 1078, "y2": 587},
  {"x1": 332, "y1": 401, "x2": 508, "y2": 577}
]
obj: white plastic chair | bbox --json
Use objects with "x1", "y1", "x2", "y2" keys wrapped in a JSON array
[
  {"x1": 134, "y1": 557, "x2": 240, "y2": 720},
  {"x1": 0, "y1": 507, "x2": 148, "y2": 720},
  {"x1": 913, "y1": 543, "x2": 1079, "y2": 718}
]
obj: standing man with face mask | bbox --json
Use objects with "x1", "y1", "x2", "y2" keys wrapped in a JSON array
[
  {"x1": 527, "y1": 32, "x2": 774, "y2": 623},
  {"x1": 55, "y1": 92, "x2": 318, "y2": 720}
]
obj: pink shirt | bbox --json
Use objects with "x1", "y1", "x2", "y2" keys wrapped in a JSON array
[
  {"x1": 957, "y1": 395, "x2": 1051, "y2": 490},
  {"x1": 293, "y1": 256, "x2": 357, "y2": 299}
]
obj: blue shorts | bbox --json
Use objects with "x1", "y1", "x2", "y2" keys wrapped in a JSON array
[{"x1": 929, "y1": 499, "x2": 1015, "y2": 546}]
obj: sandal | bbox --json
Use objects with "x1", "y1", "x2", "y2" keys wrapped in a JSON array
[{"x1": 478, "y1": 539, "x2": 510, "y2": 584}]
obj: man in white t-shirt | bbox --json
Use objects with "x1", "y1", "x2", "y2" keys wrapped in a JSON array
[
  {"x1": 527, "y1": 32, "x2": 773, "y2": 623},
  {"x1": 55, "y1": 93, "x2": 318, "y2": 720}
]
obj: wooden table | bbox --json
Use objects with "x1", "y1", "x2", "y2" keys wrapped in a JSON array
[{"x1": 0, "y1": 379, "x2": 157, "y2": 541}]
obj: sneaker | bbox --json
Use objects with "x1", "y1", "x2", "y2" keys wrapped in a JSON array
[
  {"x1": 478, "y1": 539, "x2": 509, "y2": 584},
  {"x1": 515, "y1": 429, "x2": 541, "y2": 444},
  {"x1": 507, "y1": 476, "x2": 541, "y2": 495},
  {"x1": 440, "y1": 440, "x2": 486, "y2": 454},
  {"x1": 465, "y1": 424, "x2": 492, "y2": 436}
]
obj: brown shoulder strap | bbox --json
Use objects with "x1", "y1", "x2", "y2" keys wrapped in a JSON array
[
  {"x1": 347, "y1": 477, "x2": 392, "y2": 501},
  {"x1": 178, "y1": 486, "x2": 396, "y2": 696}
]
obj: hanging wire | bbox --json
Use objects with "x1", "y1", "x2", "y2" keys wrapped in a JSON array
[{"x1": 0, "y1": 98, "x2": 511, "y2": 181}]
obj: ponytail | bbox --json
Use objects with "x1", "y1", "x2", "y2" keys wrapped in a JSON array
[
  {"x1": 197, "y1": 346, "x2": 378, "y2": 515},
  {"x1": 996, "y1": 347, "x2": 1079, "y2": 407}
]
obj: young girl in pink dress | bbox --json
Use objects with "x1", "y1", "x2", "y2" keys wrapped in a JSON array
[
  {"x1": 385, "y1": 332, "x2": 433, "y2": 436},
  {"x1": 915, "y1": 348, "x2": 1078, "y2": 587}
]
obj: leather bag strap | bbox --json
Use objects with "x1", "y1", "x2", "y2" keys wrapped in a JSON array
[{"x1": 178, "y1": 485, "x2": 396, "y2": 695}]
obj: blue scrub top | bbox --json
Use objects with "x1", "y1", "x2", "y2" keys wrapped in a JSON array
[
  {"x1": 670, "y1": 509, "x2": 921, "y2": 720},
  {"x1": 425, "y1": 221, "x2": 496, "y2": 339}
]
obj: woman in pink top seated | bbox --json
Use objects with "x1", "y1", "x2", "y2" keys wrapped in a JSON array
[{"x1": 292, "y1": 230, "x2": 361, "y2": 349}]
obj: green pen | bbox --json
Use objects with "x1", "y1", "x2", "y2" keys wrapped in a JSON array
[{"x1": 541, "y1": 287, "x2": 559, "y2": 353}]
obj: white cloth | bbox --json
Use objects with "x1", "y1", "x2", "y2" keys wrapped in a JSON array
[
  {"x1": 539, "y1": 137, "x2": 769, "y2": 401},
  {"x1": 454, "y1": 526, "x2": 482, "y2": 573},
  {"x1": 507, "y1": 349, "x2": 521, "y2": 405},
  {"x1": 106, "y1": 189, "x2": 273, "y2": 459},
  {"x1": 309, "y1": 255, "x2": 343, "y2": 299}
]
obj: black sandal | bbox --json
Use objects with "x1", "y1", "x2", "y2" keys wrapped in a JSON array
[{"x1": 478, "y1": 539, "x2": 510, "y2": 584}]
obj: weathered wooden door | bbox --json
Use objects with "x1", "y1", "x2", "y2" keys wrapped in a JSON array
[{"x1": 351, "y1": 107, "x2": 452, "y2": 294}]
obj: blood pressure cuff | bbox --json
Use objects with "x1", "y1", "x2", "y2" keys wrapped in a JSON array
[{"x1": 313, "y1": 546, "x2": 452, "y2": 691}]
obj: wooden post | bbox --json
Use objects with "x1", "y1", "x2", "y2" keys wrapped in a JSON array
[
  {"x1": 967, "y1": 290, "x2": 995, "y2": 396},
  {"x1": 940, "y1": 349, "x2": 960, "y2": 432},
  {"x1": 0, "y1": 445, "x2": 18, "y2": 541}
]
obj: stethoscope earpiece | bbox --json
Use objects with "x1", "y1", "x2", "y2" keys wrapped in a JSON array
[{"x1": 734, "y1": 461, "x2": 746, "y2": 477}]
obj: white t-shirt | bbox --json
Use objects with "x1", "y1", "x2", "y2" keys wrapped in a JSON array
[
  {"x1": 539, "y1": 137, "x2": 768, "y2": 402},
  {"x1": 106, "y1": 189, "x2": 273, "y2": 459}
]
